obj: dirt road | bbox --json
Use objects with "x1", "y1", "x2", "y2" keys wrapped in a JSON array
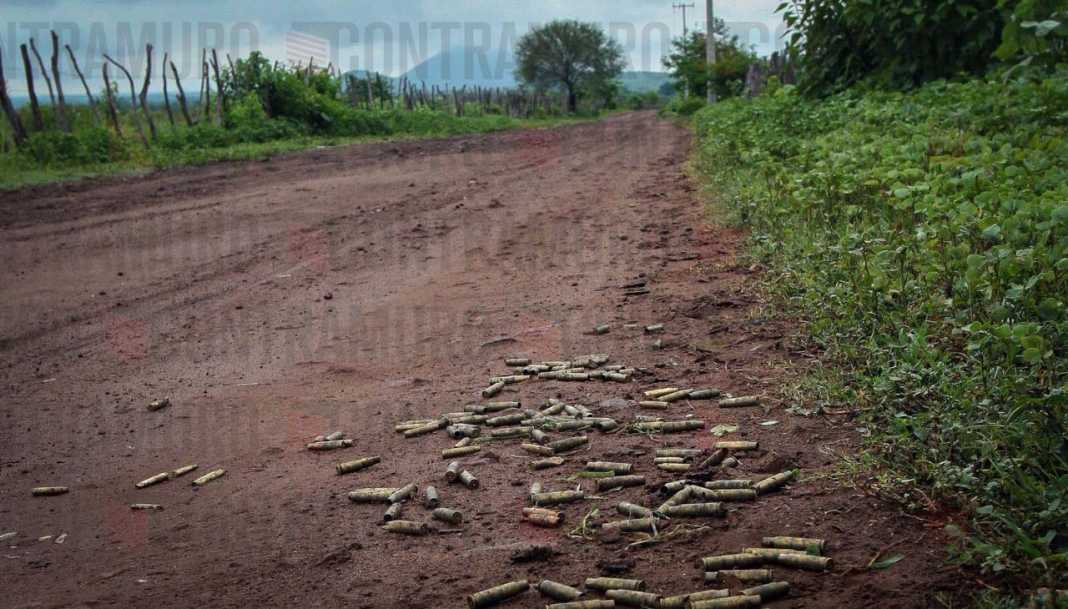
[{"x1": 0, "y1": 113, "x2": 953, "y2": 608}]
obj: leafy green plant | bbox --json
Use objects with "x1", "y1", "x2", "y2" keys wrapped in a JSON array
[{"x1": 692, "y1": 72, "x2": 1068, "y2": 592}]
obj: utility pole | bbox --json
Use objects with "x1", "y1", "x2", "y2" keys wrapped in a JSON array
[
  {"x1": 673, "y1": 2, "x2": 696, "y2": 37},
  {"x1": 706, "y1": 0, "x2": 717, "y2": 104}
]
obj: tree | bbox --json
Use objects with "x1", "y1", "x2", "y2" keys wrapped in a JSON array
[
  {"x1": 663, "y1": 21, "x2": 755, "y2": 101},
  {"x1": 515, "y1": 20, "x2": 626, "y2": 113}
]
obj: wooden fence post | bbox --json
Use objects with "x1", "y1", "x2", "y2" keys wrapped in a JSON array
[
  {"x1": 161, "y1": 51, "x2": 175, "y2": 127},
  {"x1": 19, "y1": 44, "x2": 44, "y2": 131},
  {"x1": 65, "y1": 45, "x2": 100, "y2": 126},
  {"x1": 210, "y1": 49, "x2": 225, "y2": 125},
  {"x1": 0, "y1": 45, "x2": 28, "y2": 146},
  {"x1": 29, "y1": 39, "x2": 55, "y2": 105},
  {"x1": 104, "y1": 54, "x2": 148, "y2": 147},
  {"x1": 139, "y1": 44, "x2": 157, "y2": 139},
  {"x1": 102, "y1": 63, "x2": 122, "y2": 136},
  {"x1": 49, "y1": 31, "x2": 70, "y2": 132},
  {"x1": 169, "y1": 60, "x2": 193, "y2": 127}
]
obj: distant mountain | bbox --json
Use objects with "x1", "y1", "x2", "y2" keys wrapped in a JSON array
[
  {"x1": 618, "y1": 71, "x2": 672, "y2": 94},
  {"x1": 401, "y1": 46, "x2": 518, "y2": 88}
]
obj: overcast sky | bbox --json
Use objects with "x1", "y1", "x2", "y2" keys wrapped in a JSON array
[{"x1": 2, "y1": 0, "x2": 787, "y2": 93}]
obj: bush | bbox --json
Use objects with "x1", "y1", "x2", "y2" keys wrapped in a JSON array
[
  {"x1": 21, "y1": 127, "x2": 128, "y2": 165},
  {"x1": 665, "y1": 96, "x2": 706, "y2": 117},
  {"x1": 693, "y1": 72, "x2": 1068, "y2": 586}
]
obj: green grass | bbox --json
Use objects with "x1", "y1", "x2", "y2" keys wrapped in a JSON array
[
  {"x1": 690, "y1": 72, "x2": 1068, "y2": 602},
  {"x1": 0, "y1": 109, "x2": 607, "y2": 190}
]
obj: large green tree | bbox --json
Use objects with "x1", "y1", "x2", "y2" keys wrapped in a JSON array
[
  {"x1": 515, "y1": 20, "x2": 626, "y2": 113},
  {"x1": 663, "y1": 20, "x2": 755, "y2": 101}
]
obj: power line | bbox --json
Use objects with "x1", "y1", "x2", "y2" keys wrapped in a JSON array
[{"x1": 672, "y1": 2, "x2": 696, "y2": 37}]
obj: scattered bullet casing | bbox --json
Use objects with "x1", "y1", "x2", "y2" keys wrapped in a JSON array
[
  {"x1": 467, "y1": 580, "x2": 530, "y2": 609},
  {"x1": 531, "y1": 457, "x2": 566, "y2": 470},
  {"x1": 383, "y1": 502, "x2": 404, "y2": 522},
  {"x1": 396, "y1": 419, "x2": 437, "y2": 432},
  {"x1": 506, "y1": 358, "x2": 531, "y2": 367},
  {"x1": 147, "y1": 398, "x2": 171, "y2": 411},
  {"x1": 587, "y1": 461, "x2": 633, "y2": 474},
  {"x1": 447, "y1": 424, "x2": 482, "y2": 439},
  {"x1": 717, "y1": 569, "x2": 772, "y2": 583},
  {"x1": 596, "y1": 475, "x2": 646, "y2": 492},
  {"x1": 523, "y1": 507, "x2": 564, "y2": 527},
  {"x1": 658, "y1": 486, "x2": 694, "y2": 512},
  {"x1": 743, "y1": 548, "x2": 804, "y2": 559},
  {"x1": 644, "y1": 324, "x2": 665, "y2": 334},
  {"x1": 606, "y1": 589, "x2": 660, "y2": 607},
  {"x1": 383, "y1": 520, "x2": 428, "y2": 536},
  {"x1": 307, "y1": 439, "x2": 355, "y2": 450},
  {"x1": 169, "y1": 464, "x2": 199, "y2": 479},
  {"x1": 446, "y1": 461, "x2": 462, "y2": 482},
  {"x1": 717, "y1": 396, "x2": 760, "y2": 408},
  {"x1": 488, "y1": 426, "x2": 533, "y2": 439},
  {"x1": 336, "y1": 456, "x2": 381, "y2": 475},
  {"x1": 425, "y1": 486, "x2": 441, "y2": 508},
  {"x1": 644, "y1": 388, "x2": 679, "y2": 398},
  {"x1": 459, "y1": 471, "x2": 480, "y2": 489},
  {"x1": 432, "y1": 507, "x2": 463, "y2": 525},
  {"x1": 616, "y1": 502, "x2": 654, "y2": 518},
  {"x1": 130, "y1": 504, "x2": 164, "y2": 511},
  {"x1": 699, "y1": 554, "x2": 765, "y2": 570},
  {"x1": 348, "y1": 488, "x2": 401, "y2": 503},
  {"x1": 654, "y1": 457, "x2": 685, "y2": 464},
  {"x1": 663, "y1": 480, "x2": 693, "y2": 493},
  {"x1": 192, "y1": 469, "x2": 225, "y2": 487},
  {"x1": 443, "y1": 446, "x2": 481, "y2": 459},
  {"x1": 404, "y1": 420, "x2": 448, "y2": 438},
  {"x1": 541, "y1": 403, "x2": 566, "y2": 416},
  {"x1": 136, "y1": 472, "x2": 169, "y2": 489},
  {"x1": 657, "y1": 448, "x2": 700, "y2": 458},
  {"x1": 482, "y1": 381, "x2": 506, "y2": 398},
  {"x1": 704, "y1": 480, "x2": 752, "y2": 490},
  {"x1": 688, "y1": 389, "x2": 722, "y2": 400},
  {"x1": 715, "y1": 441, "x2": 758, "y2": 451},
  {"x1": 324, "y1": 431, "x2": 346, "y2": 441},
  {"x1": 769, "y1": 553, "x2": 832, "y2": 571},
  {"x1": 741, "y1": 582, "x2": 790, "y2": 601},
  {"x1": 523, "y1": 443, "x2": 557, "y2": 457},
  {"x1": 660, "y1": 589, "x2": 730, "y2": 609},
  {"x1": 487, "y1": 413, "x2": 527, "y2": 427},
  {"x1": 697, "y1": 449, "x2": 728, "y2": 469},
  {"x1": 538, "y1": 580, "x2": 583, "y2": 602},
  {"x1": 640, "y1": 401, "x2": 670, "y2": 410},
  {"x1": 388, "y1": 483, "x2": 418, "y2": 503},
  {"x1": 686, "y1": 486, "x2": 757, "y2": 502},
  {"x1": 762, "y1": 536, "x2": 825, "y2": 554},
  {"x1": 658, "y1": 463, "x2": 691, "y2": 473},
  {"x1": 530, "y1": 429, "x2": 550, "y2": 444},
  {"x1": 548, "y1": 436, "x2": 589, "y2": 454},
  {"x1": 689, "y1": 595, "x2": 762, "y2": 609},
  {"x1": 529, "y1": 482, "x2": 543, "y2": 503},
  {"x1": 546, "y1": 602, "x2": 614, "y2": 609},
  {"x1": 602, "y1": 517, "x2": 660, "y2": 533},
  {"x1": 635, "y1": 420, "x2": 705, "y2": 433},
  {"x1": 661, "y1": 502, "x2": 725, "y2": 517},
  {"x1": 594, "y1": 324, "x2": 611, "y2": 335},
  {"x1": 531, "y1": 490, "x2": 585, "y2": 506},
  {"x1": 661, "y1": 389, "x2": 692, "y2": 403},
  {"x1": 721, "y1": 457, "x2": 740, "y2": 468},
  {"x1": 753, "y1": 470, "x2": 796, "y2": 495},
  {"x1": 456, "y1": 438, "x2": 473, "y2": 448},
  {"x1": 585, "y1": 577, "x2": 645, "y2": 592},
  {"x1": 489, "y1": 375, "x2": 530, "y2": 385}
]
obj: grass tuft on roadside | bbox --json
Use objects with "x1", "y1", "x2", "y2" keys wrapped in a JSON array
[{"x1": 690, "y1": 73, "x2": 1068, "y2": 596}]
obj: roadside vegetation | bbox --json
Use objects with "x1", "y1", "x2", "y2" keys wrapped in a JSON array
[
  {"x1": 684, "y1": 1, "x2": 1067, "y2": 604},
  {"x1": 0, "y1": 24, "x2": 667, "y2": 190}
]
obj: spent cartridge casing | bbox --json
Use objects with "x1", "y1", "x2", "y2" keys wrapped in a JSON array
[
  {"x1": 432, "y1": 507, "x2": 463, "y2": 525},
  {"x1": 467, "y1": 580, "x2": 530, "y2": 609},
  {"x1": 523, "y1": 507, "x2": 564, "y2": 527},
  {"x1": 657, "y1": 463, "x2": 691, "y2": 473},
  {"x1": 348, "y1": 488, "x2": 401, "y2": 503},
  {"x1": 686, "y1": 486, "x2": 757, "y2": 502},
  {"x1": 743, "y1": 548, "x2": 804, "y2": 559},
  {"x1": 769, "y1": 553, "x2": 832, "y2": 571},
  {"x1": 644, "y1": 387, "x2": 680, "y2": 398},
  {"x1": 602, "y1": 517, "x2": 660, "y2": 533},
  {"x1": 715, "y1": 441, "x2": 758, "y2": 451},
  {"x1": 383, "y1": 502, "x2": 404, "y2": 522},
  {"x1": 192, "y1": 469, "x2": 225, "y2": 486},
  {"x1": 762, "y1": 536, "x2": 825, "y2": 554},
  {"x1": 443, "y1": 446, "x2": 481, "y2": 459},
  {"x1": 404, "y1": 420, "x2": 448, "y2": 438},
  {"x1": 169, "y1": 464, "x2": 199, "y2": 479},
  {"x1": 704, "y1": 480, "x2": 752, "y2": 490},
  {"x1": 482, "y1": 381, "x2": 506, "y2": 398},
  {"x1": 639, "y1": 401, "x2": 670, "y2": 410},
  {"x1": 717, "y1": 569, "x2": 772, "y2": 583},
  {"x1": 336, "y1": 456, "x2": 381, "y2": 475},
  {"x1": 459, "y1": 470, "x2": 480, "y2": 489},
  {"x1": 548, "y1": 436, "x2": 589, "y2": 453},
  {"x1": 753, "y1": 470, "x2": 796, "y2": 495},
  {"x1": 660, "y1": 589, "x2": 729, "y2": 609},
  {"x1": 595, "y1": 475, "x2": 646, "y2": 492},
  {"x1": 446, "y1": 461, "x2": 462, "y2": 482},
  {"x1": 383, "y1": 520, "x2": 428, "y2": 535},
  {"x1": 31, "y1": 486, "x2": 69, "y2": 497},
  {"x1": 717, "y1": 396, "x2": 760, "y2": 408},
  {"x1": 661, "y1": 502, "x2": 725, "y2": 517},
  {"x1": 537, "y1": 580, "x2": 583, "y2": 601},
  {"x1": 531, "y1": 490, "x2": 585, "y2": 506},
  {"x1": 606, "y1": 590, "x2": 660, "y2": 607},
  {"x1": 660, "y1": 389, "x2": 692, "y2": 403},
  {"x1": 531, "y1": 457, "x2": 566, "y2": 470},
  {"x1": 634, "y1": 420, "x2": 705, "y2": 433},
  {"x1": 486, "y1": 413, "x2": 527, "y2": 427},
  {"x1": 616, "y1": 502, "x2": 654, "y2": 518},
  {"x1": 447, "y1": 424, "x2": 482, "y2": 439},
  {"x1": 388, "y1": 483, "x2": 418, "y2": 503},
  {"x1": 740, "y1": 582, "x2": 790, "y2": 601},
  {"x1": 688, "y1": 595, "x2": 761, "y2": 609},
  {"x1": 505, "y1": 358, "x2": 531, "y2": 367},
  {"x1": 688, "y1": 389, "x2": 722, "y2": 400},
  {"x1": 136, "y1": 472, "x2": 169, "y2": 489},
  {"x1": 585, "y1": 577, "x2": 645, "y2": 592},
  {"x1": 654, "y1": 457, "x2": 685, "y2": 464},
  {"x1": 425, "y1": 486, "x2": 441, "y2": 508},
  {"x1": 307, "y1": 439, "x2": 355, "y2": 450},
  {"x1": 657, "y1": 448, "x2": 701, "y2": 458},
  {"x1": 530, "y1": 429, "x2": 550, "y2": 444},
  {"x1": 545, "y1": 602, "x2": 614, "y2": 609},
  {"x1": 699, "y1": 553, "x2": 765, "y2": 570},
  {"x1": 129, "y1": 503, "x2": 164, "y2": 511},
  {"x1": 522, "y1": 443, "x2": 557, "y2": 457},
  {"x1": 697, "y1": 449, "x2": 728, "y2": 469},
  {"x1": 586, "y1": 461, "x2": 633, "y2": 474}
]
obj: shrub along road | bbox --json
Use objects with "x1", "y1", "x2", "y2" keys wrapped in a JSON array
[{"x1": 0, "y1": 112, "x2": 954, "y2": 608}]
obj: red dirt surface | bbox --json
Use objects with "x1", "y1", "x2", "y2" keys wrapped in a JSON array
[{"x1": 0, "y1": 113, "x2": 956, "y2": 608}]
